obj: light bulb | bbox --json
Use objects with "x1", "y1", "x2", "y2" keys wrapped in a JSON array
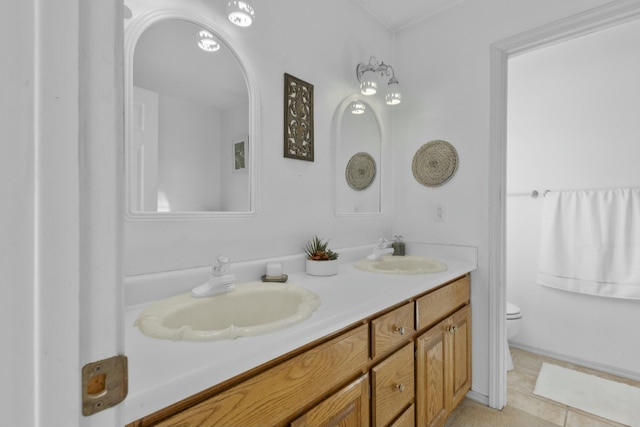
[
  {"x1": 227, "y1": 1, "x2": 255, "y2": 27},
  {"x1": 351, "y1": 101, "x2": 366, "y2": 114},
  {"x1": 197, "y1": 30, "x2": 220, "y2": 52},
  {"x1": 385, "y1": 91, "x2": 401, "y2": 105},
  {"x1": 360, "y1": 70, "x2": 377, "y2": 96},
  {"x1": 385, "y1": 78, "x2": 401, "y2": 105}
]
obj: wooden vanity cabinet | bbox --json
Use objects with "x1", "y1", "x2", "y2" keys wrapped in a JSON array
[
  {"x1": 415, "y1": 276, "x2": 471, "y2": 427},
  {"x1": 128, "y1": 274, "x2": 471, "y2": 427}
]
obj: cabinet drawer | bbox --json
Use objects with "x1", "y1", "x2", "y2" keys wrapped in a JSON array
[
  {"x1": 155, "y1": 325, "x2": 369, "y2": 427},
  {"x1": 291, "y1": 374, "x2": 369, "y2": 427},
  {"x1": 371, "y1": 302, "x2": 415, "y2": 359},
  {"x1": 372, "y1": 343, "x2": 415, "y2": 427},
  {"x1": 416, "y1": 275, "x2": 469, "y2": 331},
  {"x1": 389, "y1": 403, "x2": 415, "y2": 427}
]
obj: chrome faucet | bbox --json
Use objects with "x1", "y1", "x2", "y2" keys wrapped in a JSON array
[
  {"x1": 367, "y1": 237, "x2": 395, "y2": 261},
  {"x1": 191, "y1": 255, "x2": 236, "y2": 298},
  {"x1": 212, "y1": 255, "x2": 231, "y2": 275}
]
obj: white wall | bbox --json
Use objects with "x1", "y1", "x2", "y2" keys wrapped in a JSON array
[
  {"x1": 2, "y1": 3, "x2": 39, "y2": 425},
  {"x1": 158, "y1": 95, "x2": 221, "y2": 211},
  {"x1": 124, "y1": 0, "x2": 394, "y2": 275},
  {"x1": 507, "y1": 18, "x2": 640, "y2": 376},
  {"x1": 392, "y1": 0, "x2": 614, "y2": 398}
]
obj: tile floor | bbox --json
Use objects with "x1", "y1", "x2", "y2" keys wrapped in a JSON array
[
  {"x1": 446, "y1": 347, "x2": 640, "y2": 427},
  {"x1": 506, "y1": 347, "x2": 640, "y2": 427}
]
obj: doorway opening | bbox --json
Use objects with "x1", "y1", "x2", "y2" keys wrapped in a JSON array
[{"x1": 488, "y1": 1, "x2": 640, "y2": 410}]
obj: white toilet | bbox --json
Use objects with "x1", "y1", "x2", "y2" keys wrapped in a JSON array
[{"x1": 506, "y1": 301, "x2": 523, "y2": 371}]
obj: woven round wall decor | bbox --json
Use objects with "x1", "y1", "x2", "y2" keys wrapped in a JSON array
[
  {"x1": 345, "y1": 152, "x2": 377, "y2": 191},
  {"x1": 412, "y1": 140, "x2": 459, "y2": 187}
]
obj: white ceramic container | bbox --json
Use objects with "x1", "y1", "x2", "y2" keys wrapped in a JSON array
[{"x1": 305, "y1": 259, "x2": 339, "y2": 276}]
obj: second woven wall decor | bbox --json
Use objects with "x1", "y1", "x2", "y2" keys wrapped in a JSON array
[
  {"x1": 345, "y1": 152, "x2": 377, "y2": 191},
  {"x1": 412, "y1": 140, "x2": 459, "y2": 187}
]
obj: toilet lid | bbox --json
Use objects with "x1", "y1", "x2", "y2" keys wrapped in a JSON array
[{"x1": 507, "y1": 302, "x2": 522, "y2": 319}]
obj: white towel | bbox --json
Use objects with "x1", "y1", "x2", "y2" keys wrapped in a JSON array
[{"x1": 537, "y1": 188, "x2": 640, "y2": 299}]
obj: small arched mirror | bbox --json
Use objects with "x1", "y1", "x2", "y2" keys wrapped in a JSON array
[
  {"x1": 125, "y1": 12, "x2": 256, "y2": 218},
  {"x1": 335, "y1": 97, "x2": 382, "y2": 215}
]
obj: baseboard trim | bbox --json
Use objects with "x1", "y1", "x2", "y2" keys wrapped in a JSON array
[
  {"x1": 509, "y1": 342, "x2": 640, "y2": 382},
  {"x1": 466, "y1": 389, "x2": 490, "y2": 406}
]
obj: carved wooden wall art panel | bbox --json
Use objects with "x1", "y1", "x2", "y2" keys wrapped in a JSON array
[{"x1": 284, "y1": 73, "x2": 314, "y2": 161}]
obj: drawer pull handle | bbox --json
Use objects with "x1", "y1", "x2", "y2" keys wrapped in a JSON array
[
  {"x1": 448, "y1": 325, "x2": 458, "y2": 334},
  {"x1": 394, "y1": 326, "x2": 406, "y2": 335},
  {"x1": 395, "y1": 383, "x2": 406, "y2": 393}
]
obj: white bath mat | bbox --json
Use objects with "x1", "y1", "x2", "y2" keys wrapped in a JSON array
[{"x1": 534, "y1": 362, "x2": 640, "y2": 426}]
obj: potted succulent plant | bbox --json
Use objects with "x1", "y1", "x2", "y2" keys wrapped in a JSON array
[{"x1": 304, "y1": 235, "x2": 339, "y2": 276}]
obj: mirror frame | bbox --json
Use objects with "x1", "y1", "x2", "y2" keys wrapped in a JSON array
[
  {"x1": 124, "y1": 9, "x2": 259, "y2": 220},
  {"x1": 334, "y1": 95, "x2": 384, "y2": 218}
]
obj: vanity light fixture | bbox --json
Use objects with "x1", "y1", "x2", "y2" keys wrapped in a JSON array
[
  {"x1": 197, "y1": 29, "x2": 220, "y2": 52},
  {"x1": 356, "y1": 56, "x2": 402, "y2": 105},
  {"x1": 227, "y1": 1, "x2": 255, "y2": 27},
  {"x1": 351, "y1": 101, "x2": 366, "y2": 115}
]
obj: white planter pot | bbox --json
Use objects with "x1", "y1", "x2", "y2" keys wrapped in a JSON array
[{"x1": 305, "y1": 259, "x2": 339, "y2": 276}]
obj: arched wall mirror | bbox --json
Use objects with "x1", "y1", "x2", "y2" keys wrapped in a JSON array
[
  {"x1": 335, "y1": 96, "x2": 383, "y2": 216},
  {"x1": 124, "y1": 10, "x2": 258, "y2": 219}
]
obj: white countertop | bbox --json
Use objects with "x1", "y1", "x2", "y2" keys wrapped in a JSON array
[{"x1": 124, "y1": 243, "x2": 477, "y2": 423}]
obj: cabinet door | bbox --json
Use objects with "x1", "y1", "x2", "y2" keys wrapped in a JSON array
[
  {"x1": 415, "y1": 317, "x2": 448, "y2": 427},
  {"x1": 291, "y1": 374, "x2": 369, "y2": 427},
  {"x1": 416, "y1": 306, "x2": 471, "y2": 427},
  {"x1": 450, "y1": 305, "x2": 471, "y2": 410}
]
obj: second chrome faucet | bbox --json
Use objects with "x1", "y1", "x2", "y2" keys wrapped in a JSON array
[{"x1": 366, "y1": 238, "x2": 395, "y2": 261}]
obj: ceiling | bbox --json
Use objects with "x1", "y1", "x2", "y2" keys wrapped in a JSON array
[{"x1": 353, "y1": 0, "x2": 464, "y2": 31}]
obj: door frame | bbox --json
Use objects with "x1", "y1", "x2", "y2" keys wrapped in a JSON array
[
  {"x1": 77, "y1": 0, "x2": 125, "y2": 425},
  {"x1": 31, "y1": 0, "x2": 124, "y2": 426},
  {"x1": 488, "y1": 0, "x2": 640, "y2": 409}
]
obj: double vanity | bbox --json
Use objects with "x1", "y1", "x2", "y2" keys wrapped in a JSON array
[{"x1": 124, "y1": 243, "x2": 476, "y2": 426}]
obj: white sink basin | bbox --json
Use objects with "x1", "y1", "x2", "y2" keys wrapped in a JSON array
[
  {"x1": 134, "y1": 282, "x2": 321, "y2": 342},
  {"x1": 354, "y1": 255, "x2": 447, "y2": 274}
]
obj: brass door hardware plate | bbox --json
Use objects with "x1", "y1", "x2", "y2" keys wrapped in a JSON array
[{"x1": 82, "y1": 355, "x2": 128, "y2": 416}]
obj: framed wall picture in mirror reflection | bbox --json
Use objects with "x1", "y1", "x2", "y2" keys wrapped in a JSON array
[{"x1": 233, "y1": 137, "x2": 247, "y2": 174}]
